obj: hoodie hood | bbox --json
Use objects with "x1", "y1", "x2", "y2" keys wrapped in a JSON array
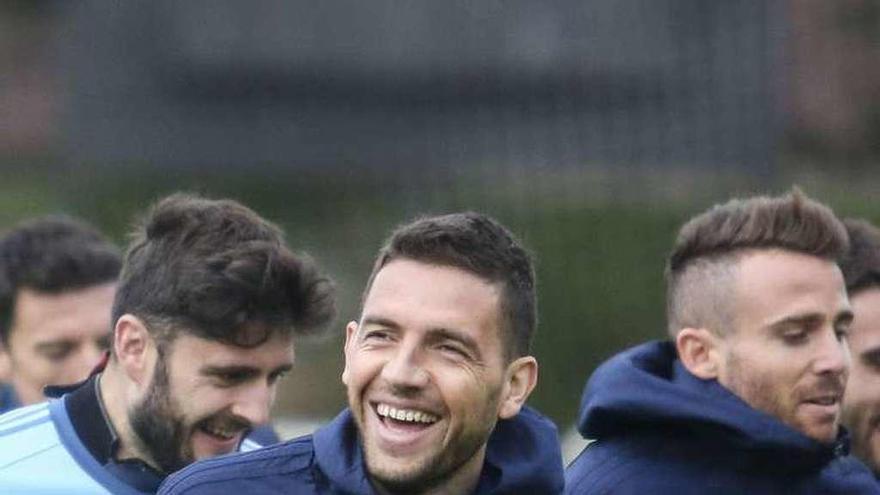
[
  {"x1": 577, "y1": 340, "x2": 848, "y2": 470},
  {"x1": 314, "y1": 406, "x2": 564, "y2": 494}
]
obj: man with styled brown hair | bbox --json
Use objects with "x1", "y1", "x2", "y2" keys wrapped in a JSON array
[
  {"x1": 566, "y1": 190, "x2": 880, "y2": 493},
  {"x1": 840, "y1": 218, "x2": 880, "y2": 477},
  {"x1": 0, "y1": 194, "x2": 335, "y2": 494}
]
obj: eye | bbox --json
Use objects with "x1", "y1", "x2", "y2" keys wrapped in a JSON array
[
  {"x1": 40, "y1": 344, "x2": 75, "y2": 363},
  {"x1": 864, "y1": 351, "x2": 880, "y2": 370},
  {"x1": 214, "y1": 370, "x2": 249, "y2": 387},
  {"x1": 833, "y1": 325, "x2": 850, "y2": 342},
  {"x1": 362, "y1": 329, "x2": 393, "y2": 343},
  {"x1": 781, "y1": 329, "x2": 808, "y2": 345},
  {"x1": 436, "y1": 342, "x2": 470, "y2": 360}
]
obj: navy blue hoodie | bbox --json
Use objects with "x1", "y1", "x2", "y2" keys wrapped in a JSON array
[
  {"x1": 160, "y1": 405, "x2": 564, "y2": 494},
  {"x1": 565, "y1": 341, "x2": 880, "y2": 494}
]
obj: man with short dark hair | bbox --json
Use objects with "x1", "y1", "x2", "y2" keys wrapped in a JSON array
[
  {"x1": 0, "y1": 216, "x2": 121, "y2": 412},
  {"x1": 566, "y1": 190, "x2": 880, "y2": 493},
  {"x1": 840, "y1": 218, "x2": 880, "y2": 477},
  {"x1": 160, "y1": 212, "x2": 564, "y2": 494},
  {"x1": 0, "y1": 194, "x2": 335, "y2": 494}
]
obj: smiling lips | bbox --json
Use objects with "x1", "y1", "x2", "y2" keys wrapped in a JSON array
[{"x1": 376, "y1": 403, "x2": 439, "y2": 424}]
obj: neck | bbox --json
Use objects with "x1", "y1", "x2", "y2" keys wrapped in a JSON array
[
  {"x1": 98, "y1": 362, "x2": 158, "y2": 469},
  {"x1": 373, "y1": 446, "x2": 486, "y2": 495}
]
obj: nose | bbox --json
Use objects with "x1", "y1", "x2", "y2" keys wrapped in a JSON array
[
  {"x1": 230, "y1": 384, "x2": 272, "y2": 426},
  {"x1": 380, "y1": 344, "x2": 430, "y2": 391},
  {"x1": 812, "y1": 328, "x2": 849, "y2": 377}
]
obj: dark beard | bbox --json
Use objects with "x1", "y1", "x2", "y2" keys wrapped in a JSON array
[{"x1": 128, "y1": 356, "x2": 189, "y2": 474}]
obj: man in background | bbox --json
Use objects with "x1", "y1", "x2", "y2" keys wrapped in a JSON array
[
  {"x1": 0, "y1": 194, "x2": 335, "y2": 493},
  {"x1": 160, "y1": 212, "x2": 564, "y2": 494},
  {"x1": 0, "y1": 215, "x2": 120, "y2": 412},
  {"x1": 840, "y1": 218, "x2": 880, "y2": 477},
  {"x1": 566, "y1": 190, "x2": 879, "y2": 493}
]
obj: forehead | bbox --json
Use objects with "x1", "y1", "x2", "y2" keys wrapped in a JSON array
[
  {"x1": 164, "y1": 330, "x2": 295, "y2": 370},
  {"x1": 732, "y1": 249, "x2": 848, "y2": 326},
  {"x1": 363, "y1": 259, "x2": 502, "y2": 341},
  {"x1": 11, "y1": 284, "x2": 116, "y2": 343}
]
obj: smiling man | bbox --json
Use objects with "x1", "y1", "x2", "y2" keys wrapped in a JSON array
[
  {"x1": 566, "y1": 190, "x2": 880, "y2": 494},
  {"x1": 0, "y1": 194, "x2": 335, "y2": 494},
  {"x1": 159, "y1": 212, "x2": 565, "y2": 494},
  {"x1": 0, "y1": 216, "x2": 121, "y2": 412},
  {"x1": 840, "y1": 218, "x2": 880, "y2": 477}
]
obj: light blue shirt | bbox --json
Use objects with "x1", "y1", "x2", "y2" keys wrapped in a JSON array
[{"x1": 0, "y1": 398, "x2": 263, "y2": 494}]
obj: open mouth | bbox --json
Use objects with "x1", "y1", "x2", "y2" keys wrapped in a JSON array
[
  {"x1": 374, "y1": 402, "x2": 440, "y2": 431},
  {"x1": 805, "y1": 396, "x2": 839, "y2": 407},
  {"x1": 375, "y1": 403, "x2": 439, "y2": 425},
  {"x1": 197, "y1": 419, "x2": 247, "y2": 443}
]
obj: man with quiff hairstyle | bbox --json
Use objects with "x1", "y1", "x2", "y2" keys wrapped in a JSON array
[
  {"x1": 566, "y1": 190, "x2": 880, "y2": 493},
  {"x1": 0, "y1": 194, "x2": 335, "y2": 494}
]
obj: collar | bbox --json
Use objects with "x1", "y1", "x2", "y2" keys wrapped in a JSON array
[
  {"x1": 45, "y1": 357, "x2": 165, "y2": 493},
  {"x1": 313, "y1": 407, "x2": 564, "y2": 494}
]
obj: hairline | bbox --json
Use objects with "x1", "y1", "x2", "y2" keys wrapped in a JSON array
[{"x1": 667, "y1": 246, "x2": 841, "y2": 339}]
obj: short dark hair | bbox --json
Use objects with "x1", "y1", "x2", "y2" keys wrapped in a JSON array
[
  {"x1": 666, "y1": 189, "x2": 849, "y2": 337},
  {"x1": 0, "y1": 216, "x2": 122, "y2": 345},
  {"x1": 363, "y1": 212, "x2": 536, "y2": 359},
  {"x1": 840, "y1": 218, "x2": 880, "y2": 295},
  {"x1": 111, "y1": 193, "x2": 335, "y2": 348}
]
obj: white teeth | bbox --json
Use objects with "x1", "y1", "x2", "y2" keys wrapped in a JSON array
[
  {"x1": 204, "y1": 425, "x2": 234, "y2": 439},
  {"x1": 376, "y1": 403, "x2": 438, "y2": 424}
]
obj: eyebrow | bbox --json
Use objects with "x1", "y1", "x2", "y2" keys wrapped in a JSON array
[
  {"x1": 360, "y1": 316, "x2": 401, "y2": 331},
  {"x1": 200, "y1": 363, "x2": 293, "y2": 378},
  {"x1": 767, "y1": 310, "x2": 854, "y2": 332},
  {"x1": 34, "y1": 340, "x2": 76, "y2": 354}
]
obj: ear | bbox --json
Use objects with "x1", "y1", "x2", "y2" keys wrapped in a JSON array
[
  {"x1": 113, "y1": 314, "x2": 154, "y2": 386},
  {"x1": 341, "y1": 321, "x2": 358, "y2": 385},
  {"x1": 676, "y1": 327, "x2": 722, "y2": 380},
  {"x1": 497, "y1": 356, "x2": 538, "y2": 419}
]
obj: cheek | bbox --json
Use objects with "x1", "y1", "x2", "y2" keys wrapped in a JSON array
[
  {"x1": 437, "y1": 373, "x2": 496, "y2": 415},
  {"x1": 17, "y1": 355, "x2": 57, "y2": 381},
  {"x1": 846, "y1": 367, "x2": 880, "y2": 404},
  {"x1": 345, "y1": 357, "x2": 381, "y2": 390}
]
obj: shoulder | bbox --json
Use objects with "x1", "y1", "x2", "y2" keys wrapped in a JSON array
[
  {"x1": 159, "y1": 435, "x2": 319, "y2": 494},
  {"x1": 0, "y1": 402, "x2": 119, "y2": 493},
  {"x1": 815, "y1": 455, "x2": 880, "y2": 493},
  {"x1": 565, "y1": 434, "x2": 732, "y2": 495},
  {"x1": 0, "y1": 402, "x2": 58, "y2": 459}
]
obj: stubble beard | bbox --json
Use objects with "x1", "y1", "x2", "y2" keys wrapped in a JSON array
[
  {"x1": 724, "y1": 351, "x2": 842, "y2": 443},
  {"x1": 356, "y1": 389, "x2": 501, "y2": 494}
]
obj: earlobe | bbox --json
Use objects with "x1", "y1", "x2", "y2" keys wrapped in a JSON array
[
  {"x1": 676, "y1": 327, "x2": 720, "y2": 380},
  {"x1": 341, "y1": 321, "x2": 358, "y2": 385},
  {"x1": 498, "y1": 356, "x2": 538, "y2": 419}
]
